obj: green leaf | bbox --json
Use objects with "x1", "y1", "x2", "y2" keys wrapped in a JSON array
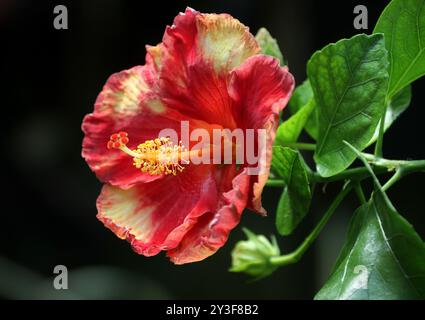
[
  {"x1": 315, "y1": 191, "x2": 425, "y2": 300},
  {"x1": 255, "y1": 28, "x2": 286, "y2": 66},
  {"x1": 369, "y1": 85, "x2": 412, "y2": 145},
  {"x1": 374, "y1": 0, "x2": 425, "y2": 98},
  {"x1": 308, "y1": 34, "x2": 389, "y2": 177},
  {"x1": 288, "y1": 80, "x2": 319, "y2": 140},
  {"x1": 271, "y1": 147, "x2": 312, "y2": 235},
  {"x1": 276, "y1": 189, "x2": 302, "y2": 236},
  {"x1": 275, "y1": 99, "x2": 315, "y2": 145}
]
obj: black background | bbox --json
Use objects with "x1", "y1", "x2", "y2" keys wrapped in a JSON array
[{"x1": 1, "y1": 0, "x2": 424, "y2": 299}]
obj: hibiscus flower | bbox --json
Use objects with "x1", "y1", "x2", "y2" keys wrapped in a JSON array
[{"x1": 82, "y1": 8, "x2": 294, "y2": 264}]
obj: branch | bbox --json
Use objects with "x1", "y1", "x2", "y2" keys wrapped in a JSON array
[{"x1": 270, "y1": 181, "x2": 353, "y2": 266}]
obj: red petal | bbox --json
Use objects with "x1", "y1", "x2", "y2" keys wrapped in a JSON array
[
  {"x1": 97, "y1": 165, "x2": 219, "y2": 256},
  {"x1": 82, "y1": 65, "x2": 184, "y2": 188},
  {"x1": 161, "y1": 8, "x2": 259, "y2": 74},
  {"x1": 229, "y1": 55, "x2": 294, "y2": 129},
  {"x1": 157, "y1": 8, "x2": 260, "y2": 127},
  {"x1": 97, "y1": 162, "x2": 252, "y2": 263},
  {"x1": 229, "y1": 55, "x2": 295, "y2": 213},
  {"x1": 167, "y1": 168, "x2": 251, "y2": 264}
]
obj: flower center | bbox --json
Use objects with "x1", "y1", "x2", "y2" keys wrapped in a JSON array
[{"x1": 107, "y1": 132, "x2": 191, "y2": 176}]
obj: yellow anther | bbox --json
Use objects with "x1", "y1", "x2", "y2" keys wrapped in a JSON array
[{"x1": 110, "y1": 134, "x2": 188, "y2": 176}]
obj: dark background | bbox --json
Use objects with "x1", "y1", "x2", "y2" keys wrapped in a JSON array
[{"x1": 1, "y1": 0, "x2": 424, "y2": 299}]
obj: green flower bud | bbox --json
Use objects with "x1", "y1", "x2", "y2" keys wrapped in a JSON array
[{"x1": 229, "y1": 228, "x2": 280, "y2": 279}]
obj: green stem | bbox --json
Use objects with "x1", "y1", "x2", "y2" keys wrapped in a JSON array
[
  {"x1": 267, "y1": 163, "x2": 389, "y2": 188},
  {"x1": 310, "y1": 166, "x2": 388, "y2": 183},
  {"x1": 362, "y1": 153, "x2": 403, "y2": 169},
  {"x1": 267, "y1": 152, "x2": 425, "y2": 189},
  {"x1": 270, "y1": 182, "x2": 353, "y2": 266},
  {"x1": 382, "y1": 169, "x2": 403, "y2": 191},
  {"x1": 361, "y1": 154, "x2": 425, "y2": 171},
  {"x1": 402, "y1": 159, "x2": 425, "y2": 174},
  {"x1": 363, "y1": 154, "x2": 425, "y2": 190},
  {"x1": 354, "y1": 181, "x2": 367, "y2": 204},
  {"x1": 380, "y1": 160, "x2": 425, "y2": 191},
  {"x1": 374, "y1": 100, "x2": 388, "y2": 157},
  {"x1": 279, "y1": 142, "x2": 316, "y2": 151}
]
